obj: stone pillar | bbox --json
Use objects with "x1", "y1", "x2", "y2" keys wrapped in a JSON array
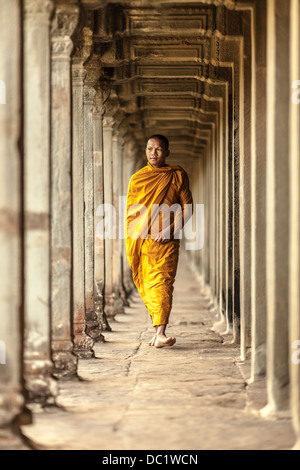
[
  {"x1": 231, "y1": 42, "x2": 243, "y2": 346},
  {"x1": 93, "y1": 87, "x2": 109, "y2": 335},
  {"x1": 118, "y1": 135, "x2": 129, "y2": 307},
  {"x1": 122, "y1": 143, "x2": 137, "y2": 296},
  {"x1": 83, "y1": 56, "x2": 102, "y2": 341},
  {"x1": 112, "y1": 131, "x2": 125, "y2": 313},
  {"x1": 23, "y1": 0, "x2": 57, "y2": 403},
  {"x1": 264, "y1": 0, "x2": 290, "y2": 413},
  {"x1": 240, "y1": 10, "x2": 253, "y2": 360},
  {"x1": 0, "y1": 0, "x2": 24, "y2": 427},
  {"x1": 103, "y1": 112, "x2": 117, "y2": 319},
  {"x1": 251, "y1": 0, "x2": 267, "y2": 380},
  {"x1": 289, "y1": 0, "x2": 300, "y2": 449},
  {"x1": 71, "y1": 27, "x2": 94, "y2": 357},
  {"x1": 50, "y1": 2, "x2": 79, "y2": 378}
]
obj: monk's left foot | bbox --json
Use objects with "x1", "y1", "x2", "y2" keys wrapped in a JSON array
[
  {"x1": 154, "y1": 335, "x2": 176, "y2": 349},
  {"x1": 148, "y1": 334, "x2": 157, "y2": 346}
]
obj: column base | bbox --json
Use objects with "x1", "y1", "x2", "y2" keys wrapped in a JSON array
[
  {"x1": 0, "y1": 386, "x2": 24, "y2": 428},
  {"x1": 123, "y1": 277, "x2": 136, "y2": 299},
  {"x1": 292, "y1": 437, "x2": 300, "y2": 450},
  {"x1": 0, "y1": 428, "x2": 30, "y2": 450},
  {"x1": 85, "y1": 309, "x2": 104, "y2": 341},
  {"x1": 95, "y1": 300, "x2": 111, "y2": 335},
  {"x1": 52, "y1": 347, "x2": 78, "y2": 379},
  {"x1": 104, "y1": 294, "x2": 118, "y2": 320},
  {"x1": 72, "y1": 331, "x2": 94, "y2": 359},
  {"x1": 23, "y1": 359, "x2": 58, "y2": 404},
  {"x1": 119, "y1": 284, "x2": 130, "y2": 307},
  {"x1": 113, "y1": 290, "x2": 125, "y2": 314}
]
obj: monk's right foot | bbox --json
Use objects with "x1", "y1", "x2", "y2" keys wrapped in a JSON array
[{"x1": 154, "y1": 335, "x2": 176, "y2": 349}]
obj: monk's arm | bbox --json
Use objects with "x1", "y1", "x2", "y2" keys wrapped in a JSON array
[
  {"x1": 156, "y1": 170, "x2": 193, "y2": 243},
  {"x1": 173, "y1": 170, "x2": 193, "y2": 235}
]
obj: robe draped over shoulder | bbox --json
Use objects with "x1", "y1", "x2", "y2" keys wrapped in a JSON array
[{"x1": 125, "y1": 162, "x2": 193, "y2": 326}]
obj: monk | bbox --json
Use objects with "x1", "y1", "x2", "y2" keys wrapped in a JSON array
[{"x1": 125, "y1": 135, "x2": 193, "y2": 348}]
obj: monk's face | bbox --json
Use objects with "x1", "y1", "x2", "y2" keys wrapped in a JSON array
[{"x1": 146, "y1": 138, "x2": 170, "y2": 168}]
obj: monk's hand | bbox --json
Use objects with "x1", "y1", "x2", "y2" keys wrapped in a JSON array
[{"x1": 155, "y1": 227, "x2": 170, "y2": 244}]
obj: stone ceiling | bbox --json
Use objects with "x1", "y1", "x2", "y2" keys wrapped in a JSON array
[{"x1": 82, "y1": 0, "x2": 247, "y2": 172}]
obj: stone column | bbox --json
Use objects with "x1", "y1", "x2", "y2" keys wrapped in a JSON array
[
  {"x1": 93, "y1": 87, "x2": 109, "y2": 335},
  {"x1": 231, "y1": 42, "x2": 243, "y2": 346},
  {"x1": 112, "y1": 131, "x2": 125, "y2": 313},
  {"x1": 264, "y1": 0, "x2": 290, "y2": 414},
  {"x1": 118, "y1": 135, "x2": 129, "y2": 307},
  {"x1": 23, "y1": 0, "x2": 57, "y2": 403},
  {"x1": 103, "y1": 111, "x2": 117, "y2": 319},
  {"x1": 71, "y1": 26, "x2": 94, "y2": 357},
  {"x1": 83, "y1": 58, "x2": 102, "y2": 341},
  {"x1": 122, "y1": 142, "x2": 137, "y2": 296},
  {"x1": 240, "y1": 11, "x2": 253, "y2": 360},
  {"x1": 289, "y1": 0, "x2": 300, "y2": 449},
  {"x1": 251, "y1": 0, "x2": 267, "y2": 380},
  {"x1": 50, "y1": 2, "x2": 79, "y2": 378},
  {"x1": 0, "y1": 0, "x2": 24, "y2": 427}
]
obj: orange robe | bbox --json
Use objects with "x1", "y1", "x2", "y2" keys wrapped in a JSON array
[{"x1": 125, "y1": 162, "x2": 193, "y2": 327}]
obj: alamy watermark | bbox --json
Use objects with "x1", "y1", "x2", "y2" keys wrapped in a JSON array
[
  {"x1": 0, "y1": 340, "x2": 6, "y2": 365},
  {"x1": 96, "y1": 197, "x2": 204, "y2": 251},
  {"x1": 292, "y1": 80, "x2": 300, "y2": 105},
  {"x1": 0, "y1": 80, "x2": 6, "y2": 105},
  {"x1": 292, "y1": 340, "x2": 300, "y2": 366}
]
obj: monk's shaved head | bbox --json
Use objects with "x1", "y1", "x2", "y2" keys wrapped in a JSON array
[{"x1": 147, "y1": 134, "x2": 169, "y2": 150}]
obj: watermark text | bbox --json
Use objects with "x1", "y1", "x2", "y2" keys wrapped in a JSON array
[
  {"x1": 292, "y1": 340, "x2": 300, "y2": 365},
  {"x1": 0, "y1": 80, "x2": 6, "y2": 105},
  {"x1": 292, "y1": 80, "x2": 300, "y2": 105},
  {"x1": 0, "y1": 340, "x2": 6, "y2": 365},
  {"x1": 96, "y1": 198, "x2": 204, "y2": 251}
]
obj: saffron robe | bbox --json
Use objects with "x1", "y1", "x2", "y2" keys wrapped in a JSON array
[{"x1": 125, "y1": 162, "x2": 193, "y2": 327}]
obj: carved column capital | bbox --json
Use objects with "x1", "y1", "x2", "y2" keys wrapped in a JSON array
[
  {"x1": 72, "y1": 65, "x2": 87, "y2": 86},
  {"x1": 83, "y1": 85, "x2": 96, "y2": 105},
  {"x1": 93, "y1": 89, "x2": 106, "y2": 119},
  {"x1": 51, "y1": 4, "x2": 80, "y2": 59},
  {"x1": 103, "y1": 114, "x2": 115, "y2": 129},
  {"x1": 24, "y1": 0, "x2": 54, "y2": 19}
]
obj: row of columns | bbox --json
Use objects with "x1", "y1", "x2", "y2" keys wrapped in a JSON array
[
  {"x1": 0, "y1": 0, "x2": 299, "y2": 451},
  {"x1": 187, "y1": 0, "x2": 300, "y2": 449},
  {"x1": 0, "y1": 0, "x2": 137, "y2": 428}
]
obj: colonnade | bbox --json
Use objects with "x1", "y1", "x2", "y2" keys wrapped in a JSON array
[{"x1": 0, "y1": 0, "x2": 299, "y2": 450}]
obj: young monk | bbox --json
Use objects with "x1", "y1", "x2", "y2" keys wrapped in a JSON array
[{"x1": 125, "y1": 135, "x2": 193, "y2": 348}]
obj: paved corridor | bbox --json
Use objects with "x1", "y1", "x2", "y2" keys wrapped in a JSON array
[{"x1": 21, "y1": 250, "x2": 295, "y2": 450}]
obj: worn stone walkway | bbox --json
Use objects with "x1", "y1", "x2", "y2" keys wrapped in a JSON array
[{"x1": 20, "y1": 249, "x2": 295, "y2": 450}]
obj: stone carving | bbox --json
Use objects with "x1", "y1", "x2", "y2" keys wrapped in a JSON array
[
  {"x1": 24, "y1": 0, "x2": 53, "y2": 16},
  {"x1": 51, "y1": 38, "x2": 74, "y2": 57},
  {"x1": 51, "y1": 5, "x2": 79, "y2": 58},
  {"x1": 72, "y1": 66, "x2": 87, "y2": 85},
  {"x1": 83, "y1": 86, "x2": 97, "y2": 105},
  {"x1": 51, "y1": 5, "x2": 79, "y2": 37}
]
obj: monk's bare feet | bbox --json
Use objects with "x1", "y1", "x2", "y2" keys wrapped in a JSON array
[
  {"x1": 148, "y1": 334, "x2": 157, "y2": 346},
  {"x1": 154, "y1": 335, "x2": 176, "y2": 348}
]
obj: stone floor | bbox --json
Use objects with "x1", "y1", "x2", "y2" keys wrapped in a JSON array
[{"x1": 5, "y1": 249, "x2": 297, "y2": 450}]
